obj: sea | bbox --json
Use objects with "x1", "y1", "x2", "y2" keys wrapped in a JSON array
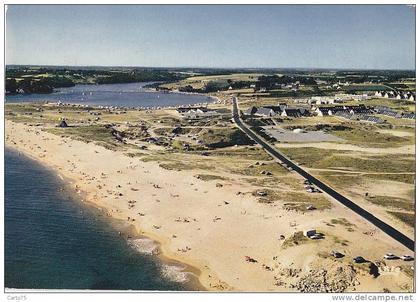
[
  {"x1": 5, "y1": 148, "x2": 199, "y2": 290},
  {"x1": 5, "y1": 82, "x2": 212, "y2": 108}
]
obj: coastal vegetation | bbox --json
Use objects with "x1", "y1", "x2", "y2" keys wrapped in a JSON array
[
  {"x1": 5, "y1": 66, "x2": 415, "y2": 292},
  {"x1": 5, "y1": 66, "x2": 188, "y2": 94}
]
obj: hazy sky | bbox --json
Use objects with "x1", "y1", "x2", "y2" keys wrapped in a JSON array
[{"x1": 6, "y1": 5, "x2": 416, "y2": 69}]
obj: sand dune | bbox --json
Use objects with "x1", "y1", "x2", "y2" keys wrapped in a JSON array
[{"x1": 5, "y1": 120, "x2": 414, "y2": 292}]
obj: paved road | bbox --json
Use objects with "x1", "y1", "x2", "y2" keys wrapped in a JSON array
[{"x1": 232, "y1": 97, "x2": 415, "y2": 252}]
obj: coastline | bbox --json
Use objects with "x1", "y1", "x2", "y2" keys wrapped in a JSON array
[
  {"x1": 5, "y1": 119, "x2": 414, "y2": 292},
  {"x1": 4, "y1": 145, "x2": 208, "y2": 291},
  {"x1": 5, "y1": 82, "x2": 221, "y2": 111}
]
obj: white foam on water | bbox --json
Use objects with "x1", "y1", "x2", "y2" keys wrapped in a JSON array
[
  {"x1": 127, "y1": 238, "x2": 159, "y2": 255},
  {"x1": 160, "y1": 264, "x2": 191, "y2": 283}
]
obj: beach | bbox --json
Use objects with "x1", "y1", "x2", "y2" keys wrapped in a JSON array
[
  {"x1": 5, "y1": 147, "x2": 199, "y2": 290},
  {"x1": 5, "y1": 119, "x2": 414, "y2": 292}
]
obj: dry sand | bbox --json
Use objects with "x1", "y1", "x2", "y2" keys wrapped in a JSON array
[{"x1": 5, "y1": 120, "x2": 414, "y2": 292}]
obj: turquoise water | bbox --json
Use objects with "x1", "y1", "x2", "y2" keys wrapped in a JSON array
[
  {"x1": 5, "y1": 82, "x2": 212, "y2": 108},
  {"x1": 5, "y1": 148, "x2": 197, "y2": 290}
]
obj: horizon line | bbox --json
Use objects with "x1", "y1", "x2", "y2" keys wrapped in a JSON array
[{"x1": 5, "y1": 64, "x2": 416, "y2": 72}]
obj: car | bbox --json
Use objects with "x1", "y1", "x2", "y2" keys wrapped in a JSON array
[
  {"x1": 401, "y1": 255, "x2": 414, "y2": 261},
  {"x1": 330, "y1": 251, "x2": 345, "y2": 258},
  {"x1": 353, "y1": 256, "x2": 366, "y2": 263},
  {"x1": 309, "y1": 233, "x2": 323, "y2": 240},
  {"x1": 383, "y1": 253, "x2": 399, "y2": 260},
  {"x1": 306, "y1": 205, "x2": 316, "y2": 211}
]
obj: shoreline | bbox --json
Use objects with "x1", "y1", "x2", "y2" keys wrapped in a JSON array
[
  {"x1": 5, "y1": 119, "x2": 414, "y2": 292},
  {"x1": 5, "y1": 81, "x2": 221, "y2": 111},
  {"x1": 5, "y1": 145, "x2": 208, "y2": 291}
]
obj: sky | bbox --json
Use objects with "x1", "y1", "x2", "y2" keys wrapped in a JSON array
[{"x1": 6, "y1": 5, "x2": 416, "y2": 69}]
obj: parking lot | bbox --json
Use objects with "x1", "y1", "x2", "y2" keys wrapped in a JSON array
[{"x1": 262, "y1": 126, "x2": 344, "y2": 143}]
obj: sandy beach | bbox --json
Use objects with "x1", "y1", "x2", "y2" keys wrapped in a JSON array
[{"x1": 5, "y1": 120, "x2": 414, "y2": 292}]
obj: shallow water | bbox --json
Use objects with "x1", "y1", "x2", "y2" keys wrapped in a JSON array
[
  {"x1": 5, "y1": 82, "x2": 212, "y2": 108},
  {"x1": 5, "y1": 148, "x2": 197, "y2": 290}
]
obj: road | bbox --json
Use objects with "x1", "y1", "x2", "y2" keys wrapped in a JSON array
[{"x1": 232, "y1": 97, "x2": 415, "y2": 252}]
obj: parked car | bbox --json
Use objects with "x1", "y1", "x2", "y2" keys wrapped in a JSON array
[
  {"x1": 309, "y1": 233, "x2": 323, "y2": 240},
  {"x1": 353, "y1": 256, "x2": 366, "y2": 263},
  {"x1": 401, "y1": 255, "x2": 414, "y2": 261},
  {"x1": 306, "y1": 204, "x2": 316, "y2": 211},
  {"x1": 305, "y1": 229, "x2": 317, "y2": 237},
  {"x1": 383, "y1": 253, "x2": 399, "y2": 260},
  {"x1": 331, "y1": 251, "x2": 345, "y2": 258}
]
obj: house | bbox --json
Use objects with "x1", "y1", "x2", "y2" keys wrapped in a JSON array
[
  {"x1": 315, "y1": 105, "x2": 372, "y2": 118},
  {"x1": 245, "y1": 104, "x2": 287, "y2": 117},
  {"x1": 395, "y1": 112, "x2": 403, "y2": 119},
  {"x1": 262, "y1": 104, "x2": 286, "y2": 114},
  {"x1": 291, "y1": 83, "x2": 299, "y2": 91},
  {"x1": 177, "y1": 106, "x2": 207, "y2": 114},
  {"x1": 374, "y1": 106, "x2": 400, "y2": 118},
  {"x1": 310, "y1": 96, "x2": 333, "y2": 105},
  {"x1": 278, "y1": 103, "x2": 288, "y2": 111},
  {"x1": 402, "y1": 113, "x2": 416, "y2": 119},
  {"x1": 347, "y1": 105, "x2": 371, "y2": 115},
  {"x1": 281, "y1": 108, "x2": 310, "y2": 118},
  {"x1": 354, "y1": 94, "x2": 369, "y2": 101},
  {"x1": 176, "y1": 106, "x2": 218, "y2": 119},
  {"x1": 245, "y1": 106, "x2": 276, "y2": 117},
  {"x1": 255, "y1": 107, "x2": 277, "y2": 117},
  {"x1": 315, "y1": 105, "x2": 347, "y2": 116},
  {"x1": 245, "y1": 106, "x2": 258, "y2": 116},
  {"x1": 315, "y1": 107, "x2": 332, "y2": 116}
]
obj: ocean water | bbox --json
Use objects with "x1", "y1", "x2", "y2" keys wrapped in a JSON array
[
  {"x1": 5, "y1": 148, "x2": 197, "y2": 290},
  {"x1": 5, "y1": 82, "x2": 212, "y2": 108}
]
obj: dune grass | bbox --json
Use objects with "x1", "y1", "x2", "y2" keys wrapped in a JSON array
[
  {"x1": 387, "y1": 211, "x2": 415, "y2": 228},
  {"x1": 367, "y1": 196, "x2": 414, "y2": 212},
  {"x1": 46, "y1": 125, "x2": 122, "y2": 150}
]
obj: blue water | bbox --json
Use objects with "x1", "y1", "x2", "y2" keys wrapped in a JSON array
[
  {"x1": 5, "y1": 82, "x2": 212, "y2": 108},
  {"x1": 5, "y1": 148, "x2": 197, "y2": 290}
]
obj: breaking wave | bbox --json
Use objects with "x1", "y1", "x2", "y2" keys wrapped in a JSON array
[
  {"x1": 160, "y1": 264, "x2": 191, "y2": 283},
  {"x1": 127, "y1": 238, "x2": 159, "y2": 255}
]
